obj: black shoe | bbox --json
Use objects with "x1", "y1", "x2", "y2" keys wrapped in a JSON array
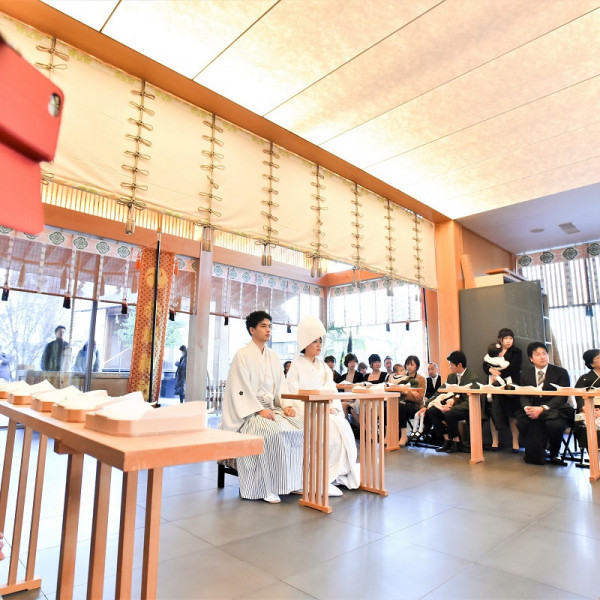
[
  {"x1": 436, "y1": 440, "x2": 452, "y2": 452},
  {"x1": 447, "y1": 441, "x2": 460, "y2": 453},
  {"x1": 548, "y1": 456, "x2": 568, "y2": 466}
]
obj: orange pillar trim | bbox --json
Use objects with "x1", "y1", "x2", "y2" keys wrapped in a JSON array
[
  {"x1": 128, "y1": 246, "x2": 175, "y2": 401},
  {"x1": 433, "y1": 221, "x2": 464, "y2": 380}
]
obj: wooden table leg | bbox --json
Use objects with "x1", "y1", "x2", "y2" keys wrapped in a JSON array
[
  {"x1": 57, "y1": 451, "x2": 84, "y2": 600},
  {"x1": 0, "y1": 419, "x2": 17, "y2": 533},
  {"x1": 142, "y1": 467, "x2": 163, "y2": 600},
  {"x1": 8, "y1": 426, "x2": 33, "y2": 585},
  {"x1": 584, "y1": 397, "x2": 600, "y2": 482},
  {"x1": 385, "y1": 397, "x2": 399, "y2": 452},
  {"x1": 468, "y1": 393, "x2": 485, "y2": 464},
  {"x1": 116, "y1": 471, "x2": 138, "y2": 599},
  {"x1": 87, "y1": 461, "x2": 112, "y2": 599},
  {"x1": 25, "y1": 433, "x2": 47, "y2": 582},
  {"x1": 299, "y1": 400, "x2": 331, "y2": 513},
  {"x1": 359, "y1": 398, "x2": 388, "y2": 496}
]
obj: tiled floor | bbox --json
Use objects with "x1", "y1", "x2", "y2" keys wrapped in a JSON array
[{"x1": 2, "y1": 424, "x2": 600, "y2": 600}]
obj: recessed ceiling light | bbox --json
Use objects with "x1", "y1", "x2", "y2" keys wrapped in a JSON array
[
  {"x1": 558, "y1": 222, "x2": 580, "y2": 234},
  {"x1": 530, "y1": 228, "x2": 544, "y2": 233}
]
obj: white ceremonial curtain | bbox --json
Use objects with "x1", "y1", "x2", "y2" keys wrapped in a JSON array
[{"x1": 1, "y1": 13, "x2": 437, "y2": 290}]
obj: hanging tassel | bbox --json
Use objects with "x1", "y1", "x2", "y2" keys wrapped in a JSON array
[
  {"x1": 202, "y1": 226, "x2": 213, "y2": 252},
  {"x1": 1, "y1": 286, "x2": 9, "y2": 301},
  {"x1": 352, "y1": 267, "x2": 357, "y2": 288},
  {"x1": 125, "y1": 204, "x2": 136, "y2": 235},
  {"x1": 98, "y1": 276, "x2": 106, "y2": 298},
  {"x1": 135, "y1": 251, "x2": 141, "y2": 270},
  {"x1": 310, "y1": 256, "x2": 317, "y2": 278},
  {"x1": 60, "y1": 267, "x2": 68, "y2": 291},
  {"x1": 169, "y1": 307, "x2": 175, "y2": 321},
  {"x1": 406, "y1": 320, "x2": 410, "y2": 331},
  {"x1": 17, "y1": 264, "x2": 26, "y2": 288},
  {"x1": 63, "y1": 293, "x2": 71, "y2": 309},
  {"x1": 386, "y1": 322, "x2": 391, "y2": 332},
  {"x1": 131, "y1": 272, "x2": 138, "y2": 294},
  {"x1": 224, "y1": 312, "x2": 229, "y2": 326},
  {"x1": 261, "y1": 244, "x2": 267, "y2": 266},
  {"x1": 316, "y1": 257, "x2": 323, "y2": 278},
  {"x1": 121, "y1": 299, "x2": 128, "y2": 315},
  {"x1": 347, "y1": 331, "x2": 353, "y2": 353},
  {"x1": 586, "y1": 304, "x2": 594, "y2": 317},
  {"x1": 386, "y1": 283, "x2": 394, "y2": 297},
  {"x1": 174, "y1": 261, "x2": 179, "y2": 276},
  {"x1": 266, "y1": 245, "x2": 272, "y2": 267},
  {"x1": 286, "y1": 322, "x2": 291, "y2": 334}
]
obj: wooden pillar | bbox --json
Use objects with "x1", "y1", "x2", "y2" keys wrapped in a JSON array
[
  {"x1": 434, "y1": 220, "x2": 464, "y2": 380},
  {"x1": 186, "y1": 246, "x2": 213, "y2": 402}
]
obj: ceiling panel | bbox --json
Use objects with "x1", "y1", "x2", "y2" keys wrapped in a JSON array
[
  {"x1": 321, "y1": 9, "x2": 600, "y2": 168},
  {"x1": 40, "y1": 0, "x2": 118, "y2": 30},
  {"x1": 368, "y1": 77, "x2": 600, "y2": 189},
  {"x1": 266, "y1": 0, "x2": 598, "y2": 145},
  {"x1": 102, "y1": 0, "x2": 276, "y2": 78},
  {"x1": 195, "y1": 0, "x2": 439, "y2": 115},
  {"x1": 405, "y1": 122, "x2": 600, "y2": 211}
]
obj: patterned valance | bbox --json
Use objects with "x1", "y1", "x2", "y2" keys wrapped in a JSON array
[{"x1": 517, "y1": 241, "x2": 600, "y2": 268}]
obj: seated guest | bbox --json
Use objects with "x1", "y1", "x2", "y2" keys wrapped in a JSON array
[
  {"x1": 283, "y1": 360, "x2": 291, "y2": 377},
  {"x1": 285, "y1": 316, "x2": 360, "y2": 495},
  {"x1": 339, "y1": 352, "x2": 363, "y2": 419},
  {"x1": 428, "y1": 350, "x2": 479, "y2": 453},
  {"x1": 358, "y1": 362, "x2": 368, "y2": 376},
  {"x1": 395, "y1": 356, "x2": 426, "y2": 446},
  {"x1": 516, "y1": 341, "x2": 573, "y2": 466},
  {"x1": 221, "y1": 310, "x2": 303, "y2": 503},
  {"x1": 366, "y1": 354, "x2": 387, "y2": 384},
  {"x1": 324, "y1": 355, "x2": 343, "y2": 383},
  {"x1": 573, "y1": 349, "x2": 600, "y2": 451},
  {"x1": 425, "y1": 362, "x2": 441, "y2": 398},
  {"x1": 384, "y1": 356, "x2": 394, "y2": 378}
]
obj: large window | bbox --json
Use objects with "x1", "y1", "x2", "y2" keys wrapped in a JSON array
[
  {"x1": 327, "y1": 279, "x2": 427, "y2": 372},
  {"x1": 521, "y1": 254, "x2": 600, "y2": 381}
]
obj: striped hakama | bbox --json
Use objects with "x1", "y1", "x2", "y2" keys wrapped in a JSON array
[{"x1": 221, "y1": 340, "x2": 304, "y2": 500}]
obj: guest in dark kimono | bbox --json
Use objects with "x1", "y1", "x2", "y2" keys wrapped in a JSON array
[{"x1": 174, "y1": 345, "x2": 187, "y2": 403}]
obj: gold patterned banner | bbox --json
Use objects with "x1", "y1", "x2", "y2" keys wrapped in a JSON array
[{"x1": 128, "y1": 246, "x2": 175, "y2": 401}]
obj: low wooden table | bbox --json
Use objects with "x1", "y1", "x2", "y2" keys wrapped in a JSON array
[
  {"x1": 0, "y1": 402, "x2": 263, "y2": 598},
  {"x1": 442, "y1": 386, "x2": 600, "y2": 479},
  {"x1": 282, "y1": 390, "x2": 398, "y2": 513}
]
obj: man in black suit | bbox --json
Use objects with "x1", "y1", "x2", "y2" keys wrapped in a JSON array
[
  {"x1": 516, "y1": 341, "x2": 573, "y2": 466},
  {"x1": 428, "y1": 351, "x2": 480, "y2": 453},
  {"x1": 426, "y1": 362, "x2": 442, "y2": 399}
]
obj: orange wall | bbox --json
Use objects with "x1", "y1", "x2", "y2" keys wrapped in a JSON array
[{"x1": 461, "y1": 227, "x2": 516, "y2": 276}]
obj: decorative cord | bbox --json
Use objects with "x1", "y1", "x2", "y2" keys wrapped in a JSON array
[
  {"x1": 412, "y1": 214, "x2": 423, "y2": 285},
  {"x1": 384, "y1": 199, "x2": 396, "y2": 297},
  {"x1": 118, "y1": 81, "x2": 153, "y2": 234},
  {"x1": 256, "y1": 142, "x2": 280, "y2": 266},
  {"x1": 35, "y1": 37, "x2": 69, "y2": 72},
  {"x1": 308, "y1": 164, "x2": 327, "y2": 277},
  {"x1": 198, "y1": 113, "x2": 224, "y2": 251},
  {"x1": 350, "y1": 183, "x2": 364, "y2": 288}
]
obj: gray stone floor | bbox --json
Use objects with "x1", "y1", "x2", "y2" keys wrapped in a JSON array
[{"x1": 2, "y1": 424, "x2": 600, "y2": 600}]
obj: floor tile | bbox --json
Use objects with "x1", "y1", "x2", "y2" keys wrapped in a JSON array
[
  {"x1": 391, "y1": 507, "x2": 530, "y2": 561},
  {"x1": 219, "y1": 517, "x2": 382, "y2": 579},
  {"x1": 236, "y1": 580, "x2": 318, "y2": 599},
  {"x1": 285, "y1": 537, "x2": 469, "y2": 600},
  {"x1": 479, "y1": 524, "x2": 600, "y2": 598},
  {"x1": 330, "y1": 490, "x2": 451, "y2": 535},
  {"x1": 422, "y1": 563, "x2": 589, "y2": 599},
  {"x1": 535, "y1": 498, "x2": 600, "y2": 540}
]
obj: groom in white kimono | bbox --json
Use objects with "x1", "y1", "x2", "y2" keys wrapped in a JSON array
[{"x1": 221, "y1": 310, "x2": 303, "y2": 503}]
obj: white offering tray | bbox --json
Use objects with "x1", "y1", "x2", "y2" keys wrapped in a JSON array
[
  {"x1": 509, "y1": 384, "x2": 546, "y2": 393},
  {"x1": 7, "y1": 380, "x2": 55, "y2": 405},
  {"x1": 32, "y1": 387, "x2": 107, "y2": 413},
  {"x1": 352, "y1": 383, "x2": 386, "y2": 393},
  {"x1": 85, "y1": 398, "x2": 205, "y2": 437},
  {"x1": 51, "y1": 390, "x2": 133, "y2": 423},
  {"x1": 549, "y1": 384, "x2": 592, "y2": 394},
  {"x1": 475, "y1": 384, "x2": 506, "y2": 393}
]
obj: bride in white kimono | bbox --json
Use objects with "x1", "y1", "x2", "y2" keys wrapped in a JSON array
[
  {"x1": 221, "y1": 311, "x2": 303, "y2": 503},
  {"x1": 285, "y1": 316, "x2": 360, "y2": 496}
]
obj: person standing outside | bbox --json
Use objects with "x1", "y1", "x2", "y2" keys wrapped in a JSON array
[
  {"x1": 221, "y1": 311, "x2": 303, "y2": 503},
  {"x1": 174, "y1": 345, "x2": 187, "y2": 403},
  {"x1": 41, "y1": 325, "x2": 68, "y2": 372}
]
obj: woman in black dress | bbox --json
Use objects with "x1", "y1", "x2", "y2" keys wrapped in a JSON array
[{"x1": 483, "y1": 328, "x2": 522, "y2": 451}]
